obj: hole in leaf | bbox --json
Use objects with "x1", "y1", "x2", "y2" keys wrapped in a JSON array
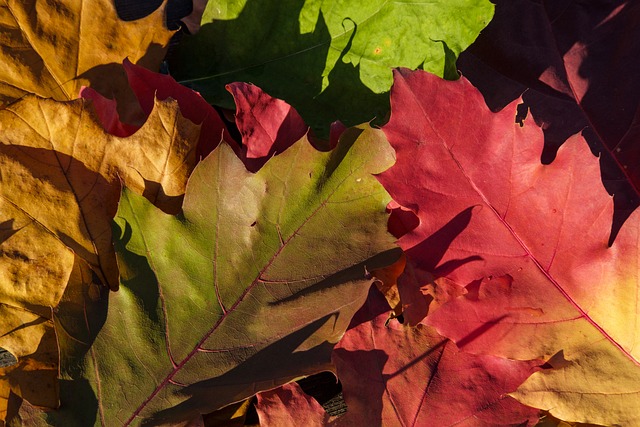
[
  {"x1": 298, "y1": 371, "x2": 345, "y2": 416},
  {"x1": 0, "y1": 348, "x2": 17, "y2": 368},
  {"x1": 515, "y1": 103, "x2": 528, "y2": 127}
]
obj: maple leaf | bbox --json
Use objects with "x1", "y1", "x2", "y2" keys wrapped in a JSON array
[
  {"x1": 123, "y1": 58, "x2": 231, "y2": 159},
  {"x1": 79, "y1": 87, "x2": 139, "y2": 137},
  {"x1": 170, "y1": 0, "x2": 494, "y2": 137},
  {"x1": 457, "y1": 0, "x2": 640, "y2": 237},
  {"x1": 377, "y1": 68, "x2": 640, "y2": 425},
  {"x1": 256, "y1": 382, "x2": 331, "y2": 427},
  {"x1": 0, "y1": 0, "x2": 173, "y2": 123},
  {"x1": 82, "y1": 59, "x2": 230, "y2": 159},
  {"x1": 0, "y1": 95, "x2": 199, "y2": 290},
  {"x1": 0, "y1": 280, "x2": 60, "y2": 421},
  {"x1": 227, "y1": 81, "x2": 308, "y2": 159},
  {"x1": 332, "y1": 289, "x2": 542, "y2": 426},
  {"x1": 0, "y1": 94, "x2": 199, "y2": 421},
  {"x1": 39, "y1": 123, "x2": 399, "y2": 425},
  {"x1": 226, "y1": 81, "x2": 311, "y2": 172},
  {"x1": 111, "y1": 77, "x2": 310, "y2": 174},
  {"x1": 371, "y1": 252, "x2": 406, "y2": 319},
  {"x1": 254, "y1": 289, "x2": 542, "y2": 426}
]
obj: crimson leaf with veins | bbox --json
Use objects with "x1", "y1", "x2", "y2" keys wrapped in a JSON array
[{"x1": 377, "y1": 68, "x2": 640, "y2": 425}]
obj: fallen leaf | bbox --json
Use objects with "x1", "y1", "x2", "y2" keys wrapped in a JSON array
[
  {"x1": 82, "y1": 59, "x2": 230, "y2": 159},
  {"x1": 457, "y1": 0, "x2": 640, "y2": 238},
  {"x1": 0, "y1": 94, "x2": 199, "y2": 421},
  {"x1": 0, "y1": 205, "x2": 84, "y2": 421},
  {"x1": 79, "y1": 87, "x2": 138, "y2": 137},
  {"x1": 0, "y1": 0, "x2": 173, "y2": 122},
  {"x1": 123, "y1": 59, "x2": 230, "y2": 158},
  {"x1": 170, "y1": 0, "x2": 494, "y2": 137},
  {"x1": 0, "y1": 95, "x2": 199, "y2": 290},
  {"x1": 0, "y1": 312, "x2": 58, "y2": 423},
  {"x1": 254, "y1": 289, "x2": 544, "y2": 427},
  {"x1": 256, "y1": 382, "x2": 329, "y2": 427},
  {"x1": 331, "y1": 289, "x2": 541, "y2": 426},
  {"x1": 535, "y1": 411, "x2": 602, "y2": 427},
  {"x1": 377, "y1": 68, "x2": 640, "y2": 425},
  {"x1": 41, "y1": 123, "x2": 398, "y2": 425},
  {"x1": 371, "y1": 253, "x2": 405, "y2": 319},
  {"x1": 227, "y1": 82, "x2": 308, "y2": 160}
]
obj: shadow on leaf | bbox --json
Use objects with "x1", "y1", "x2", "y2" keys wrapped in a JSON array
[{"x1": 170, "y1": 0, "x2": 388, "y2": 139}]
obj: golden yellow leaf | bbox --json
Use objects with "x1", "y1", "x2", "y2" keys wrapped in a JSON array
[
  {"x1": 0, "y1": 0, "x2": 173, "y2": 121},
  {"x1": 0, "y1": 207, "x2": 73, "y2": 423},
  {"x1": 0, "y1": 94, "x2": 199, "y2": 419},
  {"x1": 536, "y1": 410, "x2": 604, "y2": 427},
  {"x1": 512, "y1": 339, "x2": 640, "y2": 426},
  {"x1": 0, "y1": 95, "x2": 199, "y2": 290}
]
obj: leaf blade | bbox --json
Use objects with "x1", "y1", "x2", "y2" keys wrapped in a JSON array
[
  {"x1": 53, "y1": 123, "x2": 398, "y2": 425},
  {"x1": 377, "y1": 68, "x2": 640, "y2": 425}
]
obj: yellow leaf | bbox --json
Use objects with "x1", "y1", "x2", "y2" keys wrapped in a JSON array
[
  {"x1": 0, "y1": 0, "x2": 173, "y2": 121},
  {"x1": 0, "y1": 95, "x2": 200, "y2": 418},
  {"x1": 0, "y1": 95, "x2": 199, "y2": 290},
  {"x1": 512, "y1": 339, "x2": 640, "y2": 426},
  {"x1": 0, "y1": 315, "x2": 58, "y2": 420}
]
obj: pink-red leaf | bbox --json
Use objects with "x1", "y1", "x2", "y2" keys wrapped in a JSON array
[
  {"x1": 227, "y1": 82, "x2": 308, "y2": 158},
  {"x1": 377, "y1": 68, "x2": 640, "y2": 425},
  {"x1": 124, "y1": 59, "x2": 229, "y2": 158},
  {"x1": 331, "y1": 290, "x2": 541, "y2": 426},
  {"x1": 80, "y1": 86, "x2": 138, "y2": 137},
  {"x1": 81, "y1": 60, "x2": 230, "y2": 158},
  {"x1": 256, "y1": 382, "x2": 330, "y2": 427},
  {"x1": 458, "y1": 0, "x2": 640, "y2": 235}
]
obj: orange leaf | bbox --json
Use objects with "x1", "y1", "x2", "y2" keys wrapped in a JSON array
[{"x1": 0, "y1": 0, "x2": 173, "y2": 121}]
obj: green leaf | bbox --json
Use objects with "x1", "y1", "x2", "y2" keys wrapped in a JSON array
[
  {"x1": 48, "y1": 126, "x2": 399, "y2": 426},
  {"x1": 170, "y1": 0, "x2": 494, "y2": 137}
]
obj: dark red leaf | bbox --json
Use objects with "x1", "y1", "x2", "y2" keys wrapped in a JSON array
[
  {"x1": 458, "y1": 0, "x2": 640, "y2": 237},
  {"x1": 332, "y1": 289, "x2": 541, "y2": 426}
]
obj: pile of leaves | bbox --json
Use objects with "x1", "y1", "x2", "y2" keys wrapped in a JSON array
[{"x1": 1, "y1": 0, "x2": 638, "y2": 425}]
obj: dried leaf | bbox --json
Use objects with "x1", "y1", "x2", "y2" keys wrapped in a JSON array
[
  {"x1": 0, "y1": 95, "x2": 199, "y2": 290},
  {"x1": 0, "y1": 94, "x2": 199, "y2": 419},
  {"x1": 0, "y1": 0, "x2": 173, "y2": 122}
]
